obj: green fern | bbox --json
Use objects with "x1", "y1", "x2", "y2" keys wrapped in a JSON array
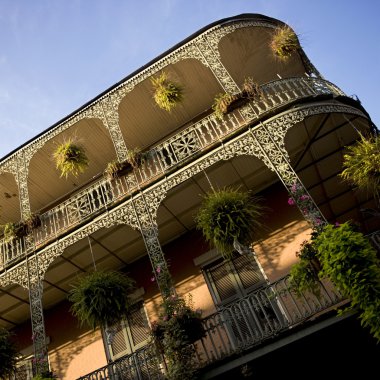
[
  {"x1": 151, "y1": 72, "x2": 183, "y2": 112},
  {"x1": 68, "y1": 271, "x2": 135, "y2": 329},
  {"x1": 196, "y1": 187, "x2": 263, "y2": 259},
  {"x1": 270, "y1": 26, "x2": 300, "y2": 60},
  {"x1": 340, "y1": 134, "x2": 380, "y2": 201},
  {"x1": 53, "y1": 138, "x2": 89, "y2": 179},
  {"x1": 0, "y1": 329, "x2": 18, "y2": 379}
]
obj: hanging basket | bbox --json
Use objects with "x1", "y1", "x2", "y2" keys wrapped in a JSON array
[
  {"x1": 53, "y1": 138, "x2": 89, "y2": 179},
  {"x1": 339, "y1": 134, "x2": 380, "y2": 201},
  {"x1": 68, "y1": 270, "x2": 135, "y2": 329},
  {"x1": 195, "y1": 187, "x2": 264, "y2": 259},
  {"x1": 270, "y1": 26, "x2": 300, "y2": 60},
  {"x1": 151, "y1": 72, "x2": 183, "y2": 112}
]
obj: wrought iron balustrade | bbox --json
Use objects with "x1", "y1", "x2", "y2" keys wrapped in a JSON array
[
  {"x1": 0, "y1": 77, "x2": 345, "y2": 270},
  {"x1": 77, "y1": 344, "x2": 164, "y2": 380},
  {"x1": 78, "y1": 274, "x2": 344, "y2": 380}
]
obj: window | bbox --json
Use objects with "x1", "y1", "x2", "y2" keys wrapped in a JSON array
[
  {"x1": 203, "y1": 253, "x2": 266, "y2": 307},
  {"x1": 109, "y1": 301, "x2": 150, "y2": 360}
]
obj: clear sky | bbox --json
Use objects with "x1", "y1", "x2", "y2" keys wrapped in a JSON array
[{"x1": 0, "y1": 0, "x2": 379, "y2": 158}]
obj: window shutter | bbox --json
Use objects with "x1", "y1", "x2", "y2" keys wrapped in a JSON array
[
  {"x1": 110, "y1": 321, "x2": 128, "y2": 357},
  {"x1": 128, "y1": 303, "x2": 149, "y2": 348},
  {"x1": 207, "y1": 261, "x2": 238, "y2": 303},
  {"x1": 232, "y1": 254, "x2": 264, "y2": 291}
]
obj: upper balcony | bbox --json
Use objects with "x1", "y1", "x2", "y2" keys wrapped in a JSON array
[{"x1": 0, "y1": 76, "x2": 353, "y2": 271}]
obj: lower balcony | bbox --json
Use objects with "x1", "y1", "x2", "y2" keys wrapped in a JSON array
[{"x1": 76, "y1": 274, "x2": 343, "y2": 380}]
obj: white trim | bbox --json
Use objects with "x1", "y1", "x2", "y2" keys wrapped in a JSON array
[{"x1": 193, "y1": 248, "x2": 221, "y2": 267}]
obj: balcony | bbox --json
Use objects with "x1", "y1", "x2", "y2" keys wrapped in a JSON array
[
  {"x1": 0, "y1": 77, "x2": 345, "y2": 272},
  {"x1": 76, "y1": 274, "x2": 344, "y2": 380}
]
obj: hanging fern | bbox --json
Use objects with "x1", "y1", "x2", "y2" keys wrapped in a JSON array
[
  {"x1": 339, "y1": 134, "x2": 380, "y2": 201},
  {"x1": 151, "y1": 72, "x2": 183, "y2": 112},
  {"x1": 68, "y1": 270, "x2": 135, "y2": 329},
  {"x1": 195, "y1": 187, "x2": 263, "y2": 259},
  {"x1": 53, "y1": 138, "x2": 89, "y2": 179},
  {"x1": 270, "y1": 26, "x2": 300, "y2": 60}
]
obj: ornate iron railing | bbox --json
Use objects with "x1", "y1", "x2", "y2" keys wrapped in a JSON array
[
  {"x1": 78, "y1": 274, "x2": 344, "y2": 380},
  {"x1": 0, "y1": 77, "x2": 345, "y2": 270},
  {"x1": 77, "y1": 344, "x2": 165, "y2": 380}
]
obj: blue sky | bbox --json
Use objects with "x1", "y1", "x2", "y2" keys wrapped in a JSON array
[{"x1": 0, "y1": 0, "x2": 379, "y2": 158}]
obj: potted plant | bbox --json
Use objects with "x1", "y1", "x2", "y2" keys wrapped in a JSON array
[
  {"x1": 126, "y1": 147, "x2": 145, "y2": 169},
  {"x1": 151, "y1": 72, "x2": 183, "y2": 112},
  {"x1": 270, "y1": 25, "x2": 300, "y2": 60},
  {"x1": 339, "y1": 134, "x2": 380, "y2": 201},
  {"x1": 53, "y1": 138, "x2": 89, "y2": 178},
  {"x1": 150, "y1": 295, "x2": 203, "y2": 380},
  {"x1": 104, "y1": 159, "x2": 132, "y2": 180},
  {"x1": 241, "y1": 77, "x2": 263, "y2": 100},
  {"x1": 25, "y1": 213, "x2": 42, "y2": 233},
  {"x1": 0, "y1": 328, "x2": 18, "y2": 379},
  {"x1": 151, "y1": 295, "x2": 205, "y2": 347},
  {"x1": 289, "y1": 230, "x2": 322, "y2": 296},
  {"x1": 212, "y1": 93, "x2": 240, "y2": 120},
  {"x1": 195, "y1": 187, "x2": 264, "y2": 259},
  {"x1": 32, "y1": 371, "x2": 57, "y2": 380},
  {"x1": 68, "y1": 270, "x2": 135, "y2": 329},
  {"x1": 3, "y1": 222, "x2": 28, "y2": 242}
]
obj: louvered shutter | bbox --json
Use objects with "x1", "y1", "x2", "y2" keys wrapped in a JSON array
[
  {"x1": 109, "y1": 301, "x2": 150, "y2": 360},
  {"x1": 232, "y1": 254, "x2": 264, "y2": 291},
  {"x1": 204, "y1": 254, "x2": 265, "y2": 307},
  {"x1": 207, "y1": 260, "x2": 238, "y2": 304}
]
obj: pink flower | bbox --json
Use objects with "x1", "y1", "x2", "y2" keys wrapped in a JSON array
[
  {"x1": 150, "y1": 276, "x2": 155, "y2": 282},
  {"x1": 163, "y1": 315, "x2": 169, "y2": 321},
  {"x1": 156, "y1": 266, "x2": 161, "y2": 273},
  {"x1": 300, "y1": 194, "x2": 310, "y2": 201},
  {"x1": 315, "y1": 218, "x2": 322, "y2": 225},
  {"x1": 335, "y1": 222, "x2": 340, "y2": 227},
  {"x1": 288, "y1": 198, "x2": 296, "y2": 206}
]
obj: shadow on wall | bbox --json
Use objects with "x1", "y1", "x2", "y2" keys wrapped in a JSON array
[{"x1": 44, "y1": 300, "x2": 106, "y2": 379}]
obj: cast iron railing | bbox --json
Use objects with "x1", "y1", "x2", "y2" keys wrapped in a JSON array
[
  {"x1": 0, "y1": 77, "x2": 345, "y2": 270},
  {"x1": 77, "y1": 274, "x2": 344, "y2": 380}
]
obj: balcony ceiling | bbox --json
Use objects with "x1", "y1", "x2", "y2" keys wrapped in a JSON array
[{"x1": 0, "y1": 109, "x2": 375, "y2": 332}]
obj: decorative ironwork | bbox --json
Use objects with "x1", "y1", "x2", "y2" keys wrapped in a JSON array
[
  {"x1": 26, "y1": 254, "x2": 49, "y2": 376},
  {"x1": 80, "y1": 273, "x2": 343, "y2": 379},
  {"x1": 0, "y1": 98, "x2": 367, "y2": 280},
  {"x1": 78, "y1": 343, "x2": 165, "y2": 380}
]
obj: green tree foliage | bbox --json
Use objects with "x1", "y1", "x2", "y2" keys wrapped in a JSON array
[
  {"x1": 315, "y1": 223, "x2": 380, "y2": 341},
  {"x1": 0, "y1": 329, "x2": 18, "y2": 379}
]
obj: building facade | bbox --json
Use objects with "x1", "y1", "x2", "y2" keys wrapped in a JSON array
[{"x1": 0, "y1": 13, "x2": 379, "y2": 379}]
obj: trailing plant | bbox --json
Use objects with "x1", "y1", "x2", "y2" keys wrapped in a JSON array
[
  {"x1": 0, "y1": 328, "x2": 18, "y2": 379},
  {"x1": 151, "y1": 72, "x2": 183, "y2": 112},
  {"x1": 339, "y1": 134, "x2": 380, "y2": 202},
  {"x1": 270, "y1": 25, "x2": 300, "y2": 60},
  {"x1": 53, "y1": 138, "x2": 89, "y2": 178},
  {"x1": 68, "y1": 270, "x2": 135, "y2": 329},
  {"x1": 196, "y1": 187, "x2": 263, "y2": 259},
  {"x1": 212, "y1": 93, "x2": 239, "y2": 120},
  {"x1": 315, "y1": 222, "x2": 380, "y2": 342},
  {"x1": 289, "y1": 232, "x2": 322, "y2": 297},
  {"x1": 150, "y1": 295, "x2": 203, "y2": 380}
]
